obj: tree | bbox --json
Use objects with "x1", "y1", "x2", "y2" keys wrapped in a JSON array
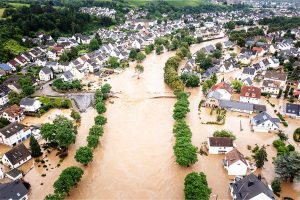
[
  {"x1": 45, "y1": 193, "x2": 64, "y2": 200},
  {"x1": 87, "y1": 134, "x2": 100, "y2": 149},
  {"x1": 89, "y1": 125, "x2": 103, "y2": 136},
  {"x1": 216, "y1": 42, "x2": 223, "y2": 50},
  {"x1": 212, "y1": 49, "x2": 222, "y2": 59},
  {"x1": 180, "y1": 74, "x2": 200, "y2": 87},
  {"x1": 0, "y1": 117, "x2": 10, "y2": 128},
  {"x1": 156, "y1": 45, "x2": 163, "y2": 55},
  {"x1": 108, "y1": 57, "x2": 119, "y2": 68},
  {"x1": 231, "y1": 80, "x2": 243, "y2": 93},
  {"x1": 75, "y1": 146, "x2": 93, "y2": 165},
  {"x1": 101, "y1": 83, "x2": 112, "y2": 95},
  {"x1": 94, "y1": 115, "x2": 107, "y2": 126},
  {"x1": 41, "y1": 116, "x2": 76, "y2": 148},
  {"x1": 213, "y1": 130, "x2": 236, "y2": 140},
  {"x1": 271, "y1": 179, "x2": 281, "y2": 194},
  {"x1": 135, "y1": 64, "x2": 144, "y2": 79},
  {"x1": 89, "y1": 38, "x2": 100, "y2": 51},
  {"x1": 71, "y1": 110, "x2": 81, "y2": 123},
  {"x1": 136, "y1": 52, "x2": 146, "y2": 63},
  {"x1": 129, "y1": 49, "x2": 138, "y2": 60},
  {"x1": 53, "y1": 166, "x2": 84, "y2": 195},
  {"x1": 29, "y1": 136, "x2": 42, "y2": 157},
  {"x1": 145, "y1": 44, "x2": 154, "y2": 54},
  {"x1": 184, "y1": 172, "x2": 212, "y2": 200},
  {"x1": 224, "y1": 21, "x2": 236, "y2": 30},
  {"x1": 96, "y1": 101, "x2": 106, "y2": 114},
  {"x1": 94, "y1": 33, "x2": 102, "y2": 45},
  {"x1": 252, "y1": 145, "x2": 268, "y2": 168},
  {"x1": 293, "y1": 127, "x2": 300, "y2": 142},
  {"x1": 8, "y1": 91, "x2": 21, "y2": 105},
  {"x1": 274, "y1": 151, "x2": 300, "y2": 182}
]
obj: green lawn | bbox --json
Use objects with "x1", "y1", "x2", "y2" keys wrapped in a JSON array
[
  {"x1": 9, "y1": 2, "x2": 30, "y2": 8},
  {"x1": 0, "y1": 8, "x2": 5, "y2": 18}
]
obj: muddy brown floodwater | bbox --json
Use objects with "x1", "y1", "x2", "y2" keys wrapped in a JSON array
[{"x1": 22, "y1": 37, "x2": 300, "y2": 200}]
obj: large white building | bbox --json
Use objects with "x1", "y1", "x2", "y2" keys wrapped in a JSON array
[{"x1": 0, "y1": 122, "x2": 32, "y2": 147}]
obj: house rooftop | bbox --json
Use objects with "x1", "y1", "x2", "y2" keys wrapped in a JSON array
[
  {"x1": 4, "y1": 143, "x2": 31, "y2": 166},
  {"x1": 211, "y1": 82, "x2": 233, "y2": 94},
  {"x1": 208, "y1": 137, "x2": 234, "y2": 147},
  {"x1": 285, "y1": 103, "x2": 300, "y2": 116},
  {"x1": 1, "y1": 104, "x2": 24, "y2": 118},
  {"x1": 240, "y1": 86, "x2": 261, "y2": 99},
  {"x1": 0, "y1": 122, "x2": 27, "y2": 138},
  {"x1": 0, "y1": 180, "x2": 28, "y2": 200},
  {"x1": 264, "y1": 71, "x2": 287, "y2": 82},
  {"x1": 225, "y1": 148, "x2": 247, "y2": 166},
  {"x1": 231, "y1": 173, "x2": 275, "y2": 200}
]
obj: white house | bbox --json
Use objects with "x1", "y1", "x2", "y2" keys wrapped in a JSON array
[
  {"x1": 240, "y1": 86, "x2": 261, "y2": 104},
  {"x1": 39, "y1": 67, "x2": 53, "y2": 81},
  {"x1": 223, "y1": 148, "x2": 250, "y2": 176},
  {"x1": 1, "y1": 104, "x2": 25, "y2": 123},
  {"x1": 208, "y1": 137, "x2": 234, "y2": 154},
  {"x1": 264, "y1": 71, "x2": 287, "y2": 88},
  {"x1": 230, "y1": 174, "x2": 275, "y2": 200},
  {"x1": 251, "y1": 111, "x2": 280, "y2": 132},
  {"x1": 2, "y1": 143, "x2": 32, "y2": 169},
  {"x1": 239, "y1": 67, "x2": 256, "y2": 81},
  {"x1": 261, "y1": 80, "x2": 281, "y2": 96},
  {"x1": 0, "y1": 85, "x2": 11, "y2": 106},
  {"x1": 61, "y1": 71, "x2": 75, "y2": 82},
  {"x1": 20, "y1": 98, "x2": 42, "y2": 112},
  {"x1": 0, "y1": 180, "x2": 29, "y2": 200},
  {"x1": 283, "y1": 103, "x2": 300, "y2": 119},
  {"x1": 0, "y1": 122, "x2": 31, "y2": 147}
]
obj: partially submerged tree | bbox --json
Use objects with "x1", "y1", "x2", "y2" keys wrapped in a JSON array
[
  {"x1": 213, "y1": 130, "x2": 236, "y2": 140},
  {"x1": 184, "y1": 172, "x2": 211, "y2": 200},
  {"x1": 274, "y1": 151, "x2": 300, "y2": 182},
  {"x1": 29, "y1": 136, "x2": 42, "y2": 158},
  {"x1": 252, "y1": 145, "x2": 268, "y2": 168},
  {"x1": 75, "y1": 146, "x2": 93, "y2": 165},
  {"x1": 135, "y1": 64, "x2": 144, "y2": 79}
]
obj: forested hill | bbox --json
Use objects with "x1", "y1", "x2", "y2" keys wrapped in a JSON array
[{"x1": 0, "y1": 4, "x2": 115, "y2": 63}]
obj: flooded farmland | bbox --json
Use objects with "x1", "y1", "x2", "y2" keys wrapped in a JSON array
[{"x1": 14, "y1": 37, "x2": 300, "y2": 199}]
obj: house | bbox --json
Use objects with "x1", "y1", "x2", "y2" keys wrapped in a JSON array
[
  {"x1": 252, "y1": 47, "x2": 265, "y2": 57},
  {"x1": 1, "y1": 105, "x2": 25, "y2": 123},
  {"x1": 207, "y1": 137, "x2": 234, "y2": 154},
  {"x1": 261, "y1": 80, "x2": 281, "y2": 96},
  {"x1": 39, "y1": 67, "x2": 53, "y2": 81},
  {"x1": 6, "y1": 168, "x2": 23, "y2": 181},
  {"x1": 264, "y1": 71, "x2": 287, "y2": 88},
  {"x1": 251, "y1": 112, "x2": 280, "y2": 132},
  {"x1": 20, "y1": 98, "x2": 42, "y2": 112},
  {"x1": 239, "y1": 67, "x2": 256, "y2": 80},
  {"x1": 283, "y1": 103, "x2": 300, "y2": 119},
  {"x1": 240, "y1": 86, "x2": 261, "y2": 104},
  {"x1": 61, "y1": 71, "x2": 75, "y2": 82},
  {"x1": 223, "y1": 149, "x2": 250, "y2": 176},
  {"x1": 0, "y1": 180, "x2": 29, "y2": 200},
  {"x1": 205, "y1": 82, "x2": 233, "y2": 107},
  {"x1": 0, "y1": 63, "x2": 14, "y2": 73},
  {"x1": 2, "y1": 143, "x2": 32, "y2": 169},
  {"x1": 0, "y1": 85, "x2": 11, "y2": 106},
  {"x1": 0, "y1": 122, "x2": 31, "y2": 147},
  {"x1": 229, "y1": 173, "x2": 275, "y2": 200},
  {"x1": 219, "y1": 100, "x2": 254, "y2": 114}
]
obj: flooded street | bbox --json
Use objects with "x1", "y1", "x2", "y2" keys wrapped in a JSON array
[{"x1": 11, "y1": 37, "x2": 299, "y2": 199}]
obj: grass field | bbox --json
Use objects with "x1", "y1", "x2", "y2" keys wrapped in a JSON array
[
  {"x1": 9, "y1": 2, "x2": 30, "y2": 8},
  {"x1": 0, "y1": 8, "x2": 5, "y2": 18},
  {"x1": 126, "y1": 0, "x2": 208, "y2": 7}
]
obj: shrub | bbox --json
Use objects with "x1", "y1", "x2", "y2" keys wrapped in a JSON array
[
  {"x1": 271, "y1": 179, "x2": 281, "y2": 194},
  {"x1": 75, "y1": 146, "x2": 93, "y2": 165},
  {"x1": 293, "y1": 128, "x2": 300, "y2": 142},
  {"x1": 94, "y1": 115, "x2": 107, "y2": 126}
]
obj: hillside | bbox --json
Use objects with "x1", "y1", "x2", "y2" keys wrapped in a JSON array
[{"x1": 125, "y1": 0, "x2": 209, "y2": 7}]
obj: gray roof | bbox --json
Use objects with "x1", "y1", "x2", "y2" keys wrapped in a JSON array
[
  {"x1": 219, "y1": 100, "x2": 253, "y2": 111},
  {"x1": 40, "y1": 67, "x2": 52, "y2": 75},
  {"x1": 20, "y1": 98, "x2": 36, "y2": 106},
  {"x1": 252, "y1": 111, "x2": 280, "y2": 126},
  {"x1": 62, "y1": 71, "x2": 74, "y2": 80},
  {"x1": 4, "y1": 143, "x2": 31, "y2": 165},
  {"x1": 242, "y1": 67, "x2": 256, "y2": 75},
  {"x1": 6, "y1": 168, "x2": 22, "y2": 179},
  {"x1": 207, "y1": 90, "x2": 223, "y2": 100},
  {"x1": 0, "y1": 180, "x2": 28, "y2": 200},
  {"x1": 231, "y1": 174, "x2": 275, "y2": 200},
  {"x1": 285, "y1": 103, "x2": 300, "y2": 116},
  {"x1": 0, "y1": 122, "x2": 26, "y2": 138}
]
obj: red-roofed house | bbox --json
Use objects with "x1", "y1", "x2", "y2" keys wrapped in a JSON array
[
  {"x1": 240, "y1": 86, "x2": 261, "y2": 104},
  {"x1": 252, "y1": 47, "x2": 265, "y2": 57},
  {"x1": 14, "y1": 55, "x2": 27, "y2": 66}
]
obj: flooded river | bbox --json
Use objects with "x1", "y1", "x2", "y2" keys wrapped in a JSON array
[{"x1": 20, "y1": 37, "x2": 300, "y2": 199}]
